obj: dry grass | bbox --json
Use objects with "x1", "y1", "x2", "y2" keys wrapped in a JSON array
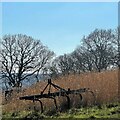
[{"x1": 2, "y1": 69, "x2": 119, "y2": 113}]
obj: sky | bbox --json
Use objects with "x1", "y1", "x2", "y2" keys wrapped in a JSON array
[{"x1": 2, "y1": 2, "x2": 118, "y2": 56}]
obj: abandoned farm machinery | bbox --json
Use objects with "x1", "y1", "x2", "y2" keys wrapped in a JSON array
[{"x1": 19, "y1": 79, "x2": 96, "y2": 113}]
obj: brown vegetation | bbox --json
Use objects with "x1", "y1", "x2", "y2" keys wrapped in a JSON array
[{"x1": 2, "y1": 69, "x2": 119, "y2": 113}]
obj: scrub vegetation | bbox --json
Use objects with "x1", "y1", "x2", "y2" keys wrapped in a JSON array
[{"x1": 2, "y1": 69, "x2": 119, "y2": 119}]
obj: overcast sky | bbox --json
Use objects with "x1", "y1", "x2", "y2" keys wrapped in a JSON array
[{"x1": 2, "y1": 2, "x2": 118, "y2": 56}]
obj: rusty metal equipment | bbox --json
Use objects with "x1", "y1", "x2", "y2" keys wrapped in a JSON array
[{"x1": 19, "y1": 79, "x2": 95, "y2": 113}]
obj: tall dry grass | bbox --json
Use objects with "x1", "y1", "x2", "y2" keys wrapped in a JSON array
[{"x1": 2, "y1": 69, "x2": 119, "y2": 113}]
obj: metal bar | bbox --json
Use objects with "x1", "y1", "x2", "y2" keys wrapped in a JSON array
[
  {"x1": 51, "y1": 82, "x2": 67, "y2": 92},
  {"x1": 79, "y1": 94, "x2": 82, "y2": 101},
  {"x1": 19, "y1": 88, "x2": 89, "y2": 100},
  {"x1": 87, "y1": 90, "x2": 96, "y2": 105},
  {"x1": 48, "y1": 84, "x2": 51, "y2": 94},
  {"x1": 65, "y1": 95, "x2": 70, "y2": 109},
  {"x1": 79, "y1": 94, "x2": 83, "y2": 106},
  {"x1": 48, "y1": 97, "x2": 58, "y2": 110},
  {"x1": 34, "y1": 99, "x2": 43, "y2": 113},
  {"x1": 19, "y1": 89, "x2": 88, "y2": 100},
  {"x1": 41, "y1": 83, "x2": 49, "y2": 94}
]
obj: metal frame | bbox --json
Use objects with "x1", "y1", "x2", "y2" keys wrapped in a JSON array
[{"x1": 19, "y1": 79, "x2": 95, "y2": 113}]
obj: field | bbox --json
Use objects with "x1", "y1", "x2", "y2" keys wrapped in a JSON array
[
  {"x1": 2, "y1": 69, "x2": 119, "y2": 119},
  {"x1": 2, "y1": 102, "x2": 120, "y2": 119}
]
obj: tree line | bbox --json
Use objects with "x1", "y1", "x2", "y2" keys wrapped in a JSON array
[
  {"x1": 0, "y1": 28, "x2": 120, "y2": 89},
  {"x1": 50, "y1": 28, "x2": 120, "y2": 76}
]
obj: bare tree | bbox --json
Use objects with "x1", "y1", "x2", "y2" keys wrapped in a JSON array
[
  {"x1": 0, "y1": 34, "x2": 54, "y2": 88},
  {"x1": 50, "y1": 29, "x2": 116, "y2": 75},
  {"x1": 53, "y1": 54, "x2": 74, "y2": 75},
  {"x1": 49, "y1": 61, "x2": 59, "y2": 79},
  {"x1": 112, "y1": 27, "x2": 120, "y2": 69},
  {"x1": 80, "y1": 29, "x2": 115, "y2": 72},
  {"x1": 72, "y1": 46, "x2": 94, "y2": 73}
]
